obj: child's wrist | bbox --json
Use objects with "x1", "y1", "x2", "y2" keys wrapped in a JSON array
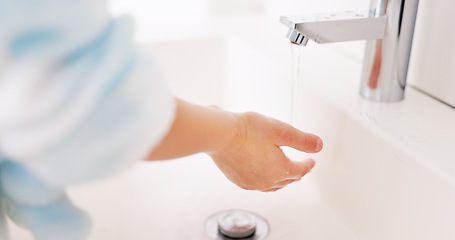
[{"x1": 207, "y1": 112, "x2": 247, "y2": 158}]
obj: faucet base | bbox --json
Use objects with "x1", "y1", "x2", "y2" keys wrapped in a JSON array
[{"x1": 360, "y1": 0, "x2": 419, "y2": 102}]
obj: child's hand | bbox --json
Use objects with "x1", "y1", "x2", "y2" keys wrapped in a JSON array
[
  {"x1": 148, "y1": 99, "x2": 322, "y2": 192},
  {"x1": 209, "y1": 112, "x2": 323, "y2": 192}
]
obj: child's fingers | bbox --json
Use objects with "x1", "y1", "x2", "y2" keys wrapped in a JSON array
[
  {"x1": 263, "y1": 159, "x2": 314, "y2": 192},
  {"x1": 263, "y1": 187, "x2": 282, "y2": 192},
  {"x1": 273, "y1": 179, "x2": 297, "y2": 188},
  {"x1": 285, "y1": 158, "x2": 316, "y2": 180},
  {"x1": 275, "y1": 123, "x2": 323, "y2": 153}
]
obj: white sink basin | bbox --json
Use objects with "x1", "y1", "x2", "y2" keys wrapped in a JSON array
[
  {"x1": 8, "y1": 28, "x2": 455, "y2": 239},
  {"x1": 296, "y1": 88, "x2": 455, "y2": 240}
]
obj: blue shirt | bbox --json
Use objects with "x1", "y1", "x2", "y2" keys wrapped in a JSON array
[{"x1": 0, "y1": 1, "x2": 175, "y2": 239}]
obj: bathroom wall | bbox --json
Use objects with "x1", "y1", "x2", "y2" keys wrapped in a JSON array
[
  {"x1": 264, "y1": 0, "x2": 368, "y2": 15},
  {"x1": 408, "y1": 0, "x2": 455, "y2": 108},
  {"x1": 108, "y1": 0, "x2": 209, "y2": 20},
  {"x1": 209, "y1": 0, "x2": 368, "y2": 15},
  {"x1": 209, "y1": 0, "x2": 265, "y2": 15},
  {"x1": 108, "y1": 0, "x2": 369, "y2": 20}
]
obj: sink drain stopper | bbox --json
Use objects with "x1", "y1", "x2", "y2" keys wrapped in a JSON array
[{"x1": 205, "y1": 210, "x2": 269, "y2": 239}]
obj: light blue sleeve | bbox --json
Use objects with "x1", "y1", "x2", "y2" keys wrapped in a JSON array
[
  {"x1": 0, "y1": 1, "x2": 176, "y2": 239},
  {"x1": 0, "y1": 0, "x2": 176, "y2": 185}
]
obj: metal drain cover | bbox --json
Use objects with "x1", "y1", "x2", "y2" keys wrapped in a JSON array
[{"x1": 205, "y1": 210, "x2": 269, "y2": 240}]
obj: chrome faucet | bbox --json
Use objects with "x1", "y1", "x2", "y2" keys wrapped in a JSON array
[{"x1": 281, "y1": 0, "x2": 420, "y2": 102}]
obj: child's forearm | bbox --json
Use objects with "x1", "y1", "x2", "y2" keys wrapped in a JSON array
[
  {"x1": 147, "y1": 98, "x2": 323, "y2": 192},
  {"x1": 147, "y1": 98, "x2": 243, "y2": 160}
]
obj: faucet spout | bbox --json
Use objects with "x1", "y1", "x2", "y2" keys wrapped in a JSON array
[
  {"x1": 281, "y1": 0, "x2": 420, "y2": 102},
  {"x1": 281, "y1": 11, "x2": 386, "y2": 45},
  {"x1": 286, "y1": 28, "x2": 309, "y2": 46}
]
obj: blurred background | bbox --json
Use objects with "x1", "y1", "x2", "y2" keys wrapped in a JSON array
[{"x1": 108, "y1": 0, "x2": 369, "y2": 41}]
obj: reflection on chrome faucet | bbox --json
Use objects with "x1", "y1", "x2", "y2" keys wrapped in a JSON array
[{"x1": 281, "y1": 0, "x2": 420, "y2": 102}]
